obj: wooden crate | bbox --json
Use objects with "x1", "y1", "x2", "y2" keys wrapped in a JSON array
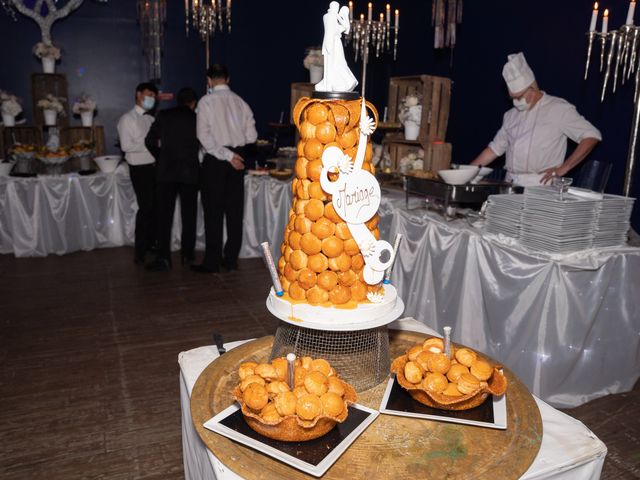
[
  {"x1": 423, "y1": 142, "x2": 452, "y2": 171},
  {"x1": 385, "y1": 142, "x2": 422, "y2": 171},
  {"x1": 60, "y1": 126, "x2": 106, "y2": 156},
  {"x1": 387, "y1": 74, "x2": 451, "y2": 142},
  {"x1": 290, "y1": 82, "x2": 315, "y2": 125},
  {"x1": 383, "y1": 140, "x2": 451, "y2": 173},
  {"x1": 31, "y1": 73, "x2": 70, "y2": 128},
  {"x1": 2, "y1": 126, "x2": 43, "y2": 159}
]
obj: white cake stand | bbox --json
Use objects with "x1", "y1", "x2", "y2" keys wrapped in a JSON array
[
  {"x1": 265, "y1": 285, "x2": 404, "y2": 332},
  {"x1": 266, "y1": 284, "x2": 405, "y2": 391}
]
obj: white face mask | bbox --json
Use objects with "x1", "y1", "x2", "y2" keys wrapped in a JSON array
[{"x1": 513, "y1": 97, "x2": 529, "y2": 111}]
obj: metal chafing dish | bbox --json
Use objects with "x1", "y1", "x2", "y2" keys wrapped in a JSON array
[{"x1": 403, "y1": 175, "x2": 523, "y2": 218}]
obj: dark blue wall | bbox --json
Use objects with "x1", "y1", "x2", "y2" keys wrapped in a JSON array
[{"x1": 1, "y1": 0, "x2": 638, "y2": 228}]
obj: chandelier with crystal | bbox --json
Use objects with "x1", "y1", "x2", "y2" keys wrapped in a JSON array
[{"x1": 184, "y1": 0, "x2": 232, "y2": 67}]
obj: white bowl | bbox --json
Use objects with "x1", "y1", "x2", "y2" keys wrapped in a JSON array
[
  {"x1": 438, "y1": 167, "x2": 478, "y2": 185},
  {"x1": 0, "y1": 161, "x2": 13, "y2": 176},
  {"x1": 94, "y1": 155, "x2": 121, "y2": 173}
]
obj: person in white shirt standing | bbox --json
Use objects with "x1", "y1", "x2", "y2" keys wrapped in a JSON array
[
  {"x1": 192, "y1": 64, "x2": 258, "y2": 273},
  {"x1": 117, "y1": 82, "x2": 158, "y2": 265},
  {"x1": 471, "y1": 52, "x2": 602, "y2": 186}
]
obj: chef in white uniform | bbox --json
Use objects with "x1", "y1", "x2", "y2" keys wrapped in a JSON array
[{"x1": 471, "y1": 52, "x2": 602, "y2": 186}]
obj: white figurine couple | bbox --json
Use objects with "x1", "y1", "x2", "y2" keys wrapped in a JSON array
[{"x1": 315, "y1": 1, "x2": 358, "y2": 93}]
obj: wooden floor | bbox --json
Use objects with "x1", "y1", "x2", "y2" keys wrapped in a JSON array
[{"x1": 0, "y1": 247, "x2": 638, "y2": 479}]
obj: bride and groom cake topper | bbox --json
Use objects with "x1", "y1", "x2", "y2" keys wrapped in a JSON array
[{"x1": 315, "y1": 1, "x2": 358, "y2": 94}]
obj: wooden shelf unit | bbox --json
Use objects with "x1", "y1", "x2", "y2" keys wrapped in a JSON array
[{"x1": 383, "y1": 75, "x2": 453, "y2": 172}]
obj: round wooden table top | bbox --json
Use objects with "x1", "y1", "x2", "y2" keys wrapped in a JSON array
[{"x1": 191, "y1": 330, "x2": 543, "y2": 479}]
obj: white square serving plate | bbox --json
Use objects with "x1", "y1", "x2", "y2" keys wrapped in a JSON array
[
  {"x1": 379, "y1": 375, "x2": 507, "y2": 430},
  {"x1": 204, "y1": 403, "x2": 379, "y2": 478}
]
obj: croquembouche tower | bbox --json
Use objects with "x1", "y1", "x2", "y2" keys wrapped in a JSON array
[{"x1": 264, "y1": 1, "x2": 404, "y2": 391}]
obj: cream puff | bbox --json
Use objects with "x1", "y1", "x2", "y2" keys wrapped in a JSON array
[
  {"x1": 274, "y1": 391, "x2": 297, "y2": 416},
  {"x1": 296, "y1": 393, "x2": 323, "y2": 420},
  {"x1": 455, "y1": 348, "x2": 477, "y2": 368},
  {"x1": 304, "y1": 371, "x2": 329, "y2": 396},
  {"x1": 404, "y1": 361, "x2": 424, "y2": 384},
  {"x1": 456, "y1": 373, "x2": 481, "y2": 395},
  {"x1": 423, "y1": 372, "x2": 448, "y2": 393},
  {"x1": 243, "y1": 382, "x2": 269, "y2": 411},
  {"x1": 470, "y1": 359, "x2": 493, "y2": 382},
  {"x1": 320, "y1": 392, "x2": 344, "y2": 417}
]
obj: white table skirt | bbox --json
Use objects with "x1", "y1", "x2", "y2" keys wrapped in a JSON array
[
  {"x1": 0, "y1": 166, "x2": 291, "y2": 260},
  {"x1": 178, "y1": 318, "x2": 606, "y2": 480}
]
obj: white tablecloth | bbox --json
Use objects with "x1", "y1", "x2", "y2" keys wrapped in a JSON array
[
  {"x1": 0, "y1": 166, "x2": 291, "y2": 260},
  {"x1": 178, "y1": 318, "x2": 606, "y2": 480}
]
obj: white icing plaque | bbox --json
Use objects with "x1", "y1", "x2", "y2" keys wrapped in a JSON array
[{"x1": 319, "y1": 98, "x2": 393, "y2": 285}]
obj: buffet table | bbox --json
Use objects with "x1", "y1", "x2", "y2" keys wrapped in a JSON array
[
  {"x1": 179, "y1": 318, "x2": 607, "y2": 480},
  {"x1": 0, "y1": 166, "x2": 290, "y2": 259},
  {"x1": 2, "y1": 169, "x2": 639, "y2": 408},
  {"x1": 380, "y1": 191, "x2": 640, "y2": 408}
]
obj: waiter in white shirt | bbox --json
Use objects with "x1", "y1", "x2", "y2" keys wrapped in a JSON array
[
  {"x1": 192, "y1": 64, "x2": 258, "y2": 273},
  {"x1": 117, "y1": 82, "x2": 158, "y2": 265},
  {"x1": 471, "y1": 52, "x2": 602, "y2": 186}
]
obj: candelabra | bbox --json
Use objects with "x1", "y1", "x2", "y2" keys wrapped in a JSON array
[
  {"x1": 345, "y1": 2, "x2": 399, "y2": 96},
  {"x1": 584, "y1": 2, "x2": 638, "y2": 197},
  {"x1": 184, "y1": 0, "x2": 232, "y2": 68}
]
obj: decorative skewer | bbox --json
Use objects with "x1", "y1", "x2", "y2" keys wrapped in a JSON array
[
  {"x1": 602, "y1": 31, "x2": 618, "y2": 101},
  {"x1": 443, "y1": 326, "x2": 452, "y2": 359},
  {"x1": 286, "y1": 353, "x2": 296, "y2": 390},
  {"x1": 260, "y1": 241, "x2": 284, "y2": 296},
  {"x1": 383, "y1": 233, "x2": 403, "y2": 284}
]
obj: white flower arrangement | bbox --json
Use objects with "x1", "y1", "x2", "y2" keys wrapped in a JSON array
[
  {"x1": 398, "y1": 93, "x2": 423, "y2": 125},
  {"x1": 72, "y1": 94, "x2": 97, "y2": 114},
  {"x1": 0, "y1": 90, "x2": 22, "y2": 117},
  {"x1": 37, "y1": 94, "x2": 66, "y2": 115},
  {"x1": 303, "y1": 47, "x2": 323, "y2": 70},
  {"x1": 399, "y1": 149, "x2": 425, "y2": 174},
  {"x1": 33, "y1": 42, "x2": 61, "y2": 60}
]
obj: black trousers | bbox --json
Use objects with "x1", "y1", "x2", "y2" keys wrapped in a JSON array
[
  {"x1": 155, "y1": 181, "x2": 198, "y2": 262},
  {"x1": 200, "y1": 154, "x2": 244, "y2": 269},
  {"x1": 129, "y1": 163, "x2": 156, "y2": 258}
]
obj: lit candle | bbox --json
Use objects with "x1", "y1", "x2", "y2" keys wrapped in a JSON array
[
  {"x1": 395, "y1": 8, "x2": 399, "y2": 30},
  {"x1": 380, "y1": 12, "x2": 384, "y2": 22},
  {"x1": 368, "y1": 2, "x2": 373, "y2": 22},
  {"x1": 360, "y1": 12, "x2": 365, "y2": 24},
  {"x1": 627, "y1": 1, "x2": 636, "y2": 25},
  {"x1": 589, "y1": 2, "x2": 599, "y2": 31},
  {"x1": 348, "y1": 1, "x2": 353, "y2": 21},
  {"x1": 603, "y1": 8, "x2": 609, "y2": 33},
  {"x1": 386, "y1": 3, "x2": 391, "y2": 25}
]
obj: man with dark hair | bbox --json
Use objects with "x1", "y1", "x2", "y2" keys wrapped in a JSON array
[
  {"x1": 117, "y1": 82, "x2": 159, "y2": 265},
  {"x1": 144, "y1": 87, "x2": 200, "y2": 271},
  {"x1": 192, "y1": 64, "x2": 258, "y2": 273}
]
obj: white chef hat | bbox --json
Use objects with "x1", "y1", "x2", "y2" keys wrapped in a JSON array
[{"x1": 502, "y1": 52, "x2": 536, "y2": 93}]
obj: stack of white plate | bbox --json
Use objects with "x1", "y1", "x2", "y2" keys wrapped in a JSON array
[
  {"x1": 593, "y1": 194, "x2": 636, "y2": 247},
  {"x1": 485, "y1": 194, "x2": 525, "y2": 239},
  {"x1": 519, "y1": 186, "x2": 600, "y2": 253}
]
